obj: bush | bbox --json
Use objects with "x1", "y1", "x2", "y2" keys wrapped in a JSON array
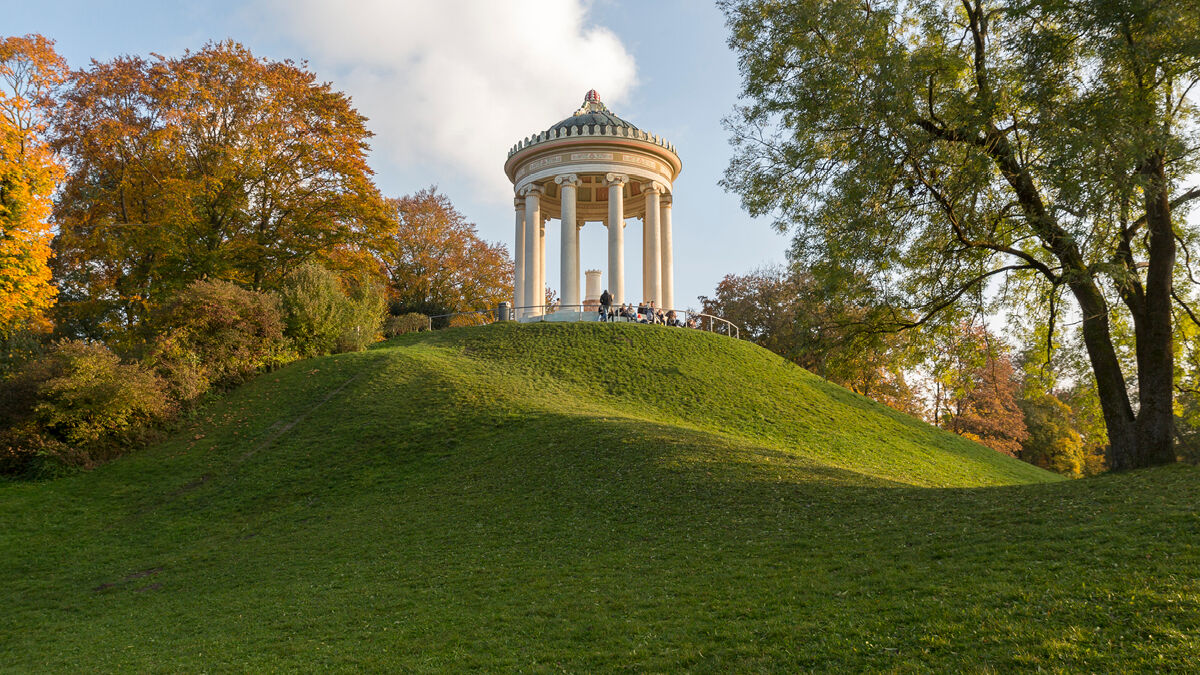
[
  {"x1": 278, "y1": 263, "x2": 346, "y2": 357},
  {"x1": 279, "y1": 262, "x2": 384, "y2": 356},
  {"x1": 385, "y1": 313, "x2": 429, "y2": 337},
  {"x1": 148, "y1": 279, "x2": 287, "y2": 400},
  {"x1": 0, "y1": 328, "x2": 48, "y2": 378},
  {"x1": 1019, "y1": 394, "x2": 1085, "y2": 477},
  {"x1": 0, "y1": 340, "x2": 169, "y2": 475},
  {"x1": 336, "y1": 281, "x2": 387, "y2": 353}
]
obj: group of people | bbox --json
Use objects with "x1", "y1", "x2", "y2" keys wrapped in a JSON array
[{"x1": 597, "y1": 290, "x2": 697, "y2": 328}]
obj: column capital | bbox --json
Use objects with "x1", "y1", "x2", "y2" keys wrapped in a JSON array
[
  {"x1": 642, "y1": 181, "x2": 666, "y2": 195},
  {"x1": 520, "y1": 183, "x2": 544, "y2": 197},
  {"x1": 514, "y1": 196, "x2": 525, "y2": 209},
  {"x1": 554, "y1": 173, "x2": 582, "y2": 188},
  {"x1": 605, "y1": 173, "x2": 629, "y2": 186},
  {"x1": 661, "y1": 193, "x2": 673, "y2": 206}
]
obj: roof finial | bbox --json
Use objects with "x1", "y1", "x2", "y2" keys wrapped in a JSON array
[{"x1": 574, "y1": 89, "x2": 607, "y2": 116}]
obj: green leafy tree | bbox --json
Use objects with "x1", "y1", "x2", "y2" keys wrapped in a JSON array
[
  {"x1": 277, "y1": 262, "x2": 384, "y2": 357},
  {"x1": 1020, "y1": 392, "x2": 1086, "y2": 476},
  {"x1": 1014, "y1": 334, "x2": 1110, "y2": 474},
  {"x1": 721, "y1": 0, "x2": 1200, "y2": 470}
]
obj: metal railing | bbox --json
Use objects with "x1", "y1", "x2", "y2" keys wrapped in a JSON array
[{"x1": 427, "y1": 304, "x2": 740, "y2": 340}]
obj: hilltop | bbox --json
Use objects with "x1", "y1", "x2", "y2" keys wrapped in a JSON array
[{"x1": 1, "y1": 323, "x2": 1197, "y2": 671}]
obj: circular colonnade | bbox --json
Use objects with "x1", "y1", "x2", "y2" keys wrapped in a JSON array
[{"x1": 505, "y1": 90, "x2": 682, "y2": 318}]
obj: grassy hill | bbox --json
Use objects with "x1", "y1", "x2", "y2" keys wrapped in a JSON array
[{"x1": 1, "y1": 323, "x2": 1197, "y2": 671}]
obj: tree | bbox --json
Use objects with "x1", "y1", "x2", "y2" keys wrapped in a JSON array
[
  {"x1": 1, "y1": 339, "x2": 169, "y2": 474},
  {"x1": 721, "y1": 0, "x2": 1200, "y2": 469},
  {"x1": 1020, "y1": 392, "x2": 1086, "y2": 476},
  {"x1": 927, "y1": 324, "x2": 1029, "y2": 455},
  {"x1": 700, "y1": 265, "x2": 920, "y2": 413},
  {"x1": 148, "y1": 278, "x2": 286, "y2": 400},
  {"x1": 50, "y1": 40, "x2": 386, "y2": 340},
  {"x1": 1014, "y1": 335, "x2": 1109, "y2": 474},
  {"x1": 380, "y1": 187, "x2": 512, "y2": 319},
  {"x1": 0, "y1": 35, "x2": 65, "y2": 338}
]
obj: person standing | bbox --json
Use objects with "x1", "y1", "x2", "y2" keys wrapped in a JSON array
[{"x1": 599, "y1": 289, "x2": 613, "y2": 322}]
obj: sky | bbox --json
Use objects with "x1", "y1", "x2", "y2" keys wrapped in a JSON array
[{"x1": 6, "y1": 0, "x2": 789, "y2": 310}]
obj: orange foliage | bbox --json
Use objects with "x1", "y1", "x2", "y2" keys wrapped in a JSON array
[
  {"x1": 51, "y1": 41, "x2": 386, "y2": 338},
  {"x1": 380, "y1": 188, "x2": 512, "y2": 318},
  {"x1": 0, "y1": 35, "x2": 66, "y2": 337}
]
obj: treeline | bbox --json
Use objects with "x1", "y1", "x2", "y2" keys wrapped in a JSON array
[
  {"x1": 700, "y1": 265, "x2": 1200, "y2": 477},
  {"x1": 0, "y1": 36, "x2": 511, "y2": 476},
  {"x1": 719, "y1": 0, "x2": 1200, "y2": 472}
]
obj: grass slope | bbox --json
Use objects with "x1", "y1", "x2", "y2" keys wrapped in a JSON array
[{"x1": 1, "y1": 323, "x2": 1197, "y2": 671}]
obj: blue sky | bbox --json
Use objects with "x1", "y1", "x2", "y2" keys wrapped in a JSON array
[{"x1": 7, "y1": 0, "x2": 789, "y2": 309}]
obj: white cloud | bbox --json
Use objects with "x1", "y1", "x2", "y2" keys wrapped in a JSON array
[{"x1": 260, "y1": 0, "x2": 637, "y2": 199}]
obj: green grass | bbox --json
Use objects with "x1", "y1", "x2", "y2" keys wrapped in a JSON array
[{"x1": 1, "y1": 322, "x2": 1197, "y2": 671}]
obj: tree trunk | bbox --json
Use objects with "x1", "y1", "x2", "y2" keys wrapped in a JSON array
[
  {"x1": 985, "y1": 126, "x2": 1175, "y2": 471},
  {"x1": 1127, "y1": 155, "x2": 1178, "y2": 470},
  {"x1": 1068, "y1": 278, "x2": 1142, "y2": 467}
]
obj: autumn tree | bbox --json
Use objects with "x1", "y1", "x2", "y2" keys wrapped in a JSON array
[
  {"x1": 928, "y1": 324, "x2": 1029, "y2": 455},
  {"x1": 701, "y1": 265, "x2": 920, "y2": 413},
  {"x1": 1019, "y1": 391, "x2": 1086, "y2": 475},
  {"x1": 721, "y1": 0, "x2": 1200, "y2": 470},
  {"x1": 380, "y1": 188, "x2": 512, "y2": 319},
  {"x1": 0, "y1": 35, "x2": 65, "y2": 338},
  {"x1": 50, "y1": 40, "x2": 386, "y2": 339}
]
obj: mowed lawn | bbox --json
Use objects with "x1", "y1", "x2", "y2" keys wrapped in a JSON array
[{"x1": 1, "y1": 323, "x2": 1196, "y2": 671}]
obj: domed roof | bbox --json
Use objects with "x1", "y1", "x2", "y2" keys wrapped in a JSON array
[{"x1": 545, "y1": 90, "x2": 639, "y2": 135}]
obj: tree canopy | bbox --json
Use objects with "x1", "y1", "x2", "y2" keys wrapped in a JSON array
[
  {"x1": 0, "y1": 35, "x2": 65, "y2": 338},
  {"x1": 380, "y1": 187, "x2": 512, "y2": 320},
  {"x1": 721, "y1": 0, "x2": 1200, "y2": 469},
  {"x1": 50, "y1": 40, "x2": 387, "y2": 339}
]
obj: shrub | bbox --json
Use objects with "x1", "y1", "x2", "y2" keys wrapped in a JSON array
[
  {"x1": 279, "y1": 262, "x2": 384, "y2": 356},
  {"x1": 0, "y1": 340, "x2": 169, "y2": 475},
  {"x1": 336, "y1": 281, "x2": 387, "y2": 353},
  {"x1": 385, "y1": 313, "x2": 429, "y2": 337},
  {"x1": 0, "y1": 328, "x2": 48, "y2": 378},
  {"x1": 278, "y1": 263, "x2": 349, "y2": 357},
  {"x1": 149, "y1": 279, "x2": 287, "y2": 399}
]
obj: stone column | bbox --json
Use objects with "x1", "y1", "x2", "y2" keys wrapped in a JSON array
[
  {"x1": 643, "y1": 182, "x2": 663, "y2": 307},
  {"x1": 513, "y1": 196, "x2": 525, "y2": 311},
  {"x1": 522, "y1": 186, "x2": 542, "y2": 314},
  {"x1": 660, "y1": 193, "x2": 673, "y2": 310},
  {"x1": 606, "y1": 173, "x2": 627, "y2": 304},
  {"x1": 555, "y1": 174, "x2": 581, "y2": 309},
  {"x1": 538, "y1": 217, "x2": 547, "y2": 308}
]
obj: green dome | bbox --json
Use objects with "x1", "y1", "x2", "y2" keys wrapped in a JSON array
[{"x1": 545, "y1": 90, "x2": 639, "y2": 134}]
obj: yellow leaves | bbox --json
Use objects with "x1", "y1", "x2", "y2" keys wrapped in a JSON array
[{"x1": 0, "y1": 34, "x2": 63, "y2": 337}]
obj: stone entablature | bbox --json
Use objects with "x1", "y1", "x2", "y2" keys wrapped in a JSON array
[
  {"x1": 507, "y1": 124, "x2": 677, "y2": 160},
  {"x1": 506, "y1": 139, "x2": 680, "y2": 193}
]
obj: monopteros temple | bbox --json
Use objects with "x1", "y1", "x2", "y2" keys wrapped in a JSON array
[{"x1": 505, "y1": 90, "x2": 682, "y2": 318}]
